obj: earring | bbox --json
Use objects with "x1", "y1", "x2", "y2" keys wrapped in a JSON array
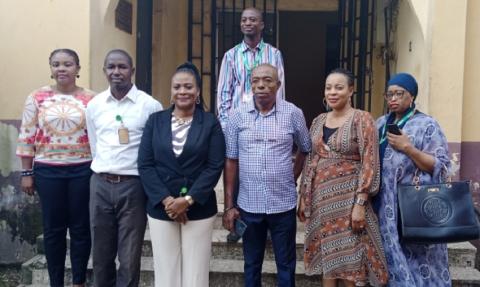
[
  {"x1": 409, "y1": 101, "x2": 413, "y2": 108},
  {"x1": 170, "y1": 98, "x2": 174, "y2": 105},
  {"x1": 50, "y1": 75, "x2": 54, "y2": 79},
  {"x1": 76, "y1": 75, "x2": 80, "y2": 78},
  {"x1": 323, "y1": 98, "x2": 330, "y2": 111},
  {"x1": 196, "y1": 97, "x2": 200, "y2": 105}
]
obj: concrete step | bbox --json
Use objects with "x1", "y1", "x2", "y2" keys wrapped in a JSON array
[
  {"x1": 451, "y1": 267, "x2": 480, "y2": 287},
  {"x1": 36, "y1": 228, "x2": 307, "y2": 262},
  {"x1": 20, "y1": 254, "x2": 480, "y2": 287},
  {"x1": 21, "y1": 255, "x2": 322, "y2": 287},
  {"x1": 35, "y1": 226, "x2": 477, "y2": 269},
  {"x1": 449, "y1": 242, "x2": 478, "y2": 268}
]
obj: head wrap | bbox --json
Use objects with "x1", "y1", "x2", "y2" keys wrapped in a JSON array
[{"x1": 387, "y1": 73, "x2": 418, "y2": 99}]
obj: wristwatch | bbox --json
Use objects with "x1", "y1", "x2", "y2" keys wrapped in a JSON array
[
  {"x1": 354, "y1": 197, "x2": 367, "y2": 206},
  {"x1": 184, "y1": 195, "x2": 194, "y2": 206}
]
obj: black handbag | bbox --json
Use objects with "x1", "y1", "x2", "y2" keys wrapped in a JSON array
[{"x1": 397, "y1": 171, "x2": 480, "y2": 244}]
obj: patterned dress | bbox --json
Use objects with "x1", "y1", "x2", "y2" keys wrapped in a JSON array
[
  {"x1": 301, "y1": 110, "x2": 389, "y2": 286},
  {"x1": 376, "y1": 112, "x2": 451, "y2": 286}
]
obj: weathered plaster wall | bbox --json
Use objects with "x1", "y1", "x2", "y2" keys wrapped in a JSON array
[
  {"x1": 463, "y1": 0, "x2": 480, "y2": 142},
  {"x1": 428, "y1": 0, "x2": 467, "y2": 143},
  {"x1": 0, "y1": 0, "x2": 92, "y2": 264},
  {"x1": 398, "y1": 0, "x2": 480, "y2": 205},
  {"x1": 0, "y1": 0, "x2": 139, "y2": 265},
  {"x1": 0, "y1": 121, "x2": 42, "y2": 264},
  {"x1": 393, "y1": 0, "x2": 429, "y2": 113},
  {"x1": 89, "y1": 0, "x2": 138, "y2": 93},
  {"x1": 460, "y1": 0, "x2": 480, "y2": 202}
]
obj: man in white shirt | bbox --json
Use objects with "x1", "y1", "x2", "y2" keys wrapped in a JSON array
[{"x1": 86, "y1": 49, "x2": 162, "y2": 287}]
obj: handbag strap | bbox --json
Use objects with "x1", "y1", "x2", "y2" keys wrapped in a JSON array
[{"x1": 412, "y1": 164, "x2": 451, "y2": 188}]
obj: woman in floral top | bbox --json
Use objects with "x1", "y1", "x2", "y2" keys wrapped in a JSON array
[{"x1": 17, "y1": 49, "x2": 95, "y2": 287}]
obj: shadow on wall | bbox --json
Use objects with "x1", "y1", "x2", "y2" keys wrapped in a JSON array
[{"x1": 0, "y1": 121, "x2": 42, "y2": 264}]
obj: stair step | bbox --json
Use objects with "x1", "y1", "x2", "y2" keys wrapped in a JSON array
[
  {"x1": 36, "y1": 227, "x2": 477, "y2": 269},
  {"x1": 451, "y1": 266, "x2": 480, "y2": 286},
  {"x1": 22, "y1": 255, "x2": 322, "y2": 287},
  {"x1": 21, "y1": 254, "x2": 480, "y2": 287},
  {"x1": 449, "y1": 242, "x2": 478, "y2": 268}
]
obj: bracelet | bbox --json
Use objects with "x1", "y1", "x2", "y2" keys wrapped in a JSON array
[
  {"x1": 21, "y1": 170, "x2": 34, "y2": 177},
  {"x1": 224, "y1": 206, "x2": 236, "y2": 212}
]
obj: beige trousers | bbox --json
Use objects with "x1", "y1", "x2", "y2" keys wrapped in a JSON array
[{"x1": 148, "y1": 215, "x2": 216, "y2": 287}]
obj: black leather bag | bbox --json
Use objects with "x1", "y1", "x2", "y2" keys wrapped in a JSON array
[{"x1": 397, "y1": 173, "x2": 480, "y2": 244}]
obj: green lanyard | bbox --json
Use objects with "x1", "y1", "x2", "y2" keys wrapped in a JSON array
[
  {"x1": 242, "y1": 41, "x2": 264, "y2": 79},
  {"x1": 380, "y1": 109, "x2": 415, "y2": 144}
]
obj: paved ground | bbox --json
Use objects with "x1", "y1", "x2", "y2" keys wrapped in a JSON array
[{"x1": 0, "y1": 265, "x2": 21, "y2": 287}]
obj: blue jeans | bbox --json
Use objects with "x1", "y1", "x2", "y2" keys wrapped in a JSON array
[{"x1": 240, "y1": 208, "x2": 296, "y2": 287}]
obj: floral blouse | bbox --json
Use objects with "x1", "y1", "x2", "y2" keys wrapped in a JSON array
[{"x1": 16, "y1": 86, "x2": 96, "y2": 165}]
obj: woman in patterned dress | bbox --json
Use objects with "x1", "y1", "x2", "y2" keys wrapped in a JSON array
[
  {"x1": 17, "y1": 49, "x2": 95, "y2": 287},
  {"x1": 375, "y1": 73, "x2": 451, "y2": 286},
  {"x1": 298, "y1": 68, "x2": 388, "y2": 287}
]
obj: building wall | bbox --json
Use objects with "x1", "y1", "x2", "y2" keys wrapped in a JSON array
[
  {"x1": 0, "y1": 1, "x2": 91, "y2": 120},
  {"x1": 392, "y1": 0, "x2": 431, "y2": 114},
  {"x1": 0, "y1": 0, "x2": 138, "y2": 264},
  {"x1": 395, "y1": 0, "x2": 480, "y2": 202},
  {"x1": 150, "y1": 0, "x2": 339, "y2": 109},
  {"x1": 89, "y1": 0, "x2": 138, "y2": 93},
  {"x1": 463, "y1": 0, "x2": 480, "y2": 142},
  {"x1": 152, "y1": 0, "x2": 188, "y2": 107},
  {"x1": 461, "y1": 0, "x2": 480, "y2": 197},
  {"x1": 0, "y1": 0, "x2": 92, "y2": 264},
  {"x1": 1, "y1": 0, "x2": 479, "y2": 265}
]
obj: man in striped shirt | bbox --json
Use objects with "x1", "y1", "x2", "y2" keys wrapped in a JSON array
[
  {"x1": 216, "y1": 7, "x2": 285, "y2": 130},
  {"x1": 217, "y1": 7, "x2": 286, "y2": 243}
]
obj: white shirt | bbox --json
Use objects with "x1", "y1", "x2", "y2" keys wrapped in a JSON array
[{"x1": 86, "y1": 84, "x2": 163, "y2": 175}]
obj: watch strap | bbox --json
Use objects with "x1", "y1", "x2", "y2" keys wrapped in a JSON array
[{"x1": 355, "y1": 197, "x2": 367, "y2": 206}]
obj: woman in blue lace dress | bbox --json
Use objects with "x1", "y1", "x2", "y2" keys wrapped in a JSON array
[{"x1": 375, "y1": 73, "x2": 451, "y2": 286}]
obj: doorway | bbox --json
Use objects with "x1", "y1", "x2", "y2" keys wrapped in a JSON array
[{"x1": 279, "y1": 11, "x2": 339, "y2": 127}]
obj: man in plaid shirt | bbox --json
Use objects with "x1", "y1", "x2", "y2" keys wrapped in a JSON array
[{"x1": 223, "y1": 64, "x2": 311, "y2": 286}]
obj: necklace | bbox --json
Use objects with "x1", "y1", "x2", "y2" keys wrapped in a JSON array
[
  {"x1": 327, "y1": 107, "x2": 354, "y2": 127},
  {"x1": 172, "y1": 113, "x2": 193, "y2": 125}
]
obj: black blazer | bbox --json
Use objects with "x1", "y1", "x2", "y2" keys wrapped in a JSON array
[{"x1": 138, "y1": 106, "x2": 225, "y2": 220}]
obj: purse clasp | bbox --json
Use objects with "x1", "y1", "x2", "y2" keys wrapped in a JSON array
[{"x1": 427, "y1": 187, "x2": 440, "y2": 192}]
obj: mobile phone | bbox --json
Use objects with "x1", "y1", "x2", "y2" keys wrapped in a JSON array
[
  {"x1": 387, "y1": 123, "x2": 402, "y2": 135},
  {"x1": 234, "y1": 219, "x2": 248, "y2": 237}
]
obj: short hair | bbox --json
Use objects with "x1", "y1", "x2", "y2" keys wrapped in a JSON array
[
  {"x1": 242, "y1": 7, "x2": 263, "y2": 22},
  {"x1": 104, "y1": 49, "x2": 133, "y2": 67},
  {"x1": 328, "y1": 68, "x2": 355, "y2": 87},
  {"x1": 49, "y1": 49, "x2": 80, "y2": 66},
  {"x1": 252, "y1": 63, "x2": 279, "y2": 81}
]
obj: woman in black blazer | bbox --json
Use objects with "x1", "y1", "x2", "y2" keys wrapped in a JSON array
[{"x1": 138, "y1": 62, "x2": 225, "y2": 287}]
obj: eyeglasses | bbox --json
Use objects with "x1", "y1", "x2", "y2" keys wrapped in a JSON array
[{"x1": 384, "y1": 90, "x2": 406, "y2": 101}]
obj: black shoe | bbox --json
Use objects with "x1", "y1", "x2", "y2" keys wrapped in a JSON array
[{"x1": 226, "y1": 231, "x2": 241, "y2": 242}]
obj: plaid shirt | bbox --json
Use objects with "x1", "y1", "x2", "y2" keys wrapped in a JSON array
[
  {"x1": 217, "y1": 40, "x2": 285, "y2": 130},
  {"x1": 225, "y1": 99, "x2": 311, "y2": 214}
]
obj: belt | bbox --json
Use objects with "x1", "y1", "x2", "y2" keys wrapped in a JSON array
[{"x1": 97, "y1": 173, "x2": 139, "y2": 184}]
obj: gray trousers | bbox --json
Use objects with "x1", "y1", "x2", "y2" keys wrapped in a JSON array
[{"x1": 90, "y1": 173, "x2": 147, "y2": 287}]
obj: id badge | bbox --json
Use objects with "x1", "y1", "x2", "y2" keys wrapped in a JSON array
[{"x1": 118, "y1": 125, "x2": 129, "y2": 144}]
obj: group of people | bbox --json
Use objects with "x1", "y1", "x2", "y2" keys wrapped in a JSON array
[{"x1": 16, "y1": 6, "x2": 451, "y2": 287}]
